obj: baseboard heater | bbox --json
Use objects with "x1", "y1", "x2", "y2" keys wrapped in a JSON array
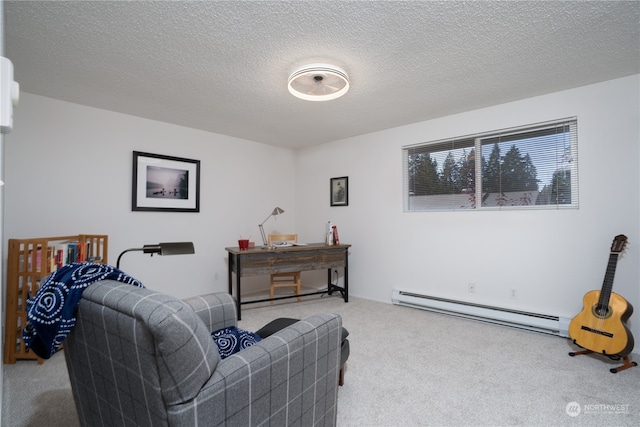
[{"x1": 391, "y1": 290, "x2": 570, "y2": 337}]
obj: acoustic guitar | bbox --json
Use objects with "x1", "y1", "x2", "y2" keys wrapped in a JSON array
[{"x1": 569, "y1": 234, "x2": 634, "y2": 357}]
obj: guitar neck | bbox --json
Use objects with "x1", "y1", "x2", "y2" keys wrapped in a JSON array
[{"x1": 598, "y1": 252, "x2": 619, "y2": 307}]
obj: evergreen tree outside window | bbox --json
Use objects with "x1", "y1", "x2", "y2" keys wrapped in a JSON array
[{"x1": 403, "y1": 118, "x2": 578, "y2": 211}]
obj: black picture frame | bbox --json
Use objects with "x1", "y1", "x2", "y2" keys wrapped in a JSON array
[
  {"x1": 132, "y1": 151, "x2": 200, "y2": 212},
  {"x1": 330, "y1": 176, "x2": 349, "y2": 206}
]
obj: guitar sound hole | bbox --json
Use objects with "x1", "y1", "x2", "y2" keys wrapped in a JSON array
[{"x1": 593, "y1": 304, "x2": 611, "y2": 318}]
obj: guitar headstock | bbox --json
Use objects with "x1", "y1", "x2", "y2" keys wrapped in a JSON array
[{"x1": 611, "y1": 234, "x2": 628, "y2": 254}]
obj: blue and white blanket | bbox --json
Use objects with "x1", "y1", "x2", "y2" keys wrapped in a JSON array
[{"x1": 23, "y1": 262, "x2": 144, "y2": 359}]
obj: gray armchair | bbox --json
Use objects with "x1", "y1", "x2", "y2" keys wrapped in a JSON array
[{"x1": 63, "y1": 280, "x2": 343, "y2": 426}]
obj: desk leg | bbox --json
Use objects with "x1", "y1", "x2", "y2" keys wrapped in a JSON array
[
  {"x1": 228, "y1": 253, "x2": 243, "y2": 320},
  {"x1": 327, "y1": 248, "x2": 349, "y2": 303},
  {"x1": 227, "y1": 254, "x2": 233, "y2": 295},
  {"x1": 344, "y1": 249, "x2": 349, "y2": 302},
  {"x1": 235, "y1": 255, "x2": 242, "y2": 320}
]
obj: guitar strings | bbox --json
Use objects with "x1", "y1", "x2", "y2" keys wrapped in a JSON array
[{"x1": 598, "y1": 253, "x2": 616, "y2": 343}]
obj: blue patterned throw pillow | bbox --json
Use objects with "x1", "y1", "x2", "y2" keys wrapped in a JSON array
[{"x1": 211, "y1": 326, "x2": 261, "y2": 359}]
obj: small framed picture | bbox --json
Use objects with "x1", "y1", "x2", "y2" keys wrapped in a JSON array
[
  {"x1": 132, "y1": 151, "x2": 200, "y2": 212},
  {"x1": 330, "y1": 176, "x2": 349, "y2": 207}
]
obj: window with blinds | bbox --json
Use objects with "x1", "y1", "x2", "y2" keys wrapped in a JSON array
[{"x1": 403, "y1": 118, "x2": 578, "y2": 211}]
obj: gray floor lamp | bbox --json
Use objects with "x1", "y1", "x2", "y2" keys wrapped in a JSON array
[{"x1": 116, "y1": 242, "x2": 195, "y2": 269}]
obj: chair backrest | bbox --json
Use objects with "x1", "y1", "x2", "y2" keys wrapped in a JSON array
[
  {"x1": 64, "y1": 280, "x2": 221, "y2": 426},
  {"x1": 268, "y1": 233, "x2": 297, "y2": 245}
]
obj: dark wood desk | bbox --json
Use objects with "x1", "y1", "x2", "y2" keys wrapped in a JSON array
[{"x1": 225, "y1": 243, "x2": 350, "y2": 319}]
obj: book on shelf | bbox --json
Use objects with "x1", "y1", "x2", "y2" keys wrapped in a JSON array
[{"x1": 17, "y1": 236, "x2": 105, "y2": 275}]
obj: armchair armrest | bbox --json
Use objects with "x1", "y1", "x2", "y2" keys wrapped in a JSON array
[
  {"x1": 182, "y1": 292, "x2": 238, "y2": 332},
  {"x1": 167, "y1": 313, "x2": 343, "y2": 426}
]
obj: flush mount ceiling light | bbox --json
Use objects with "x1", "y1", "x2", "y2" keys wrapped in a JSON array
[{"x1": 287, "y1": 63, "x2": 350, "y2": 101}]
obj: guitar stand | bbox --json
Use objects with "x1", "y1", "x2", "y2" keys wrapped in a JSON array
[{"x1": 568, "y1": 349, "x2": 637, "y2": 373}]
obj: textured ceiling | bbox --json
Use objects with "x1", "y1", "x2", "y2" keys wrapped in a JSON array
[{"x1": 5, "y1": 1, "x2": 639, "y2": 150}]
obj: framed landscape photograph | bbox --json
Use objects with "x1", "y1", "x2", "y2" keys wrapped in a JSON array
[
  {"x1": 132, "y1": 151, "x2": 200, "y2": 212},
  {"x1": 330, "y1": 176, "x2": 349, "y2": 206}
]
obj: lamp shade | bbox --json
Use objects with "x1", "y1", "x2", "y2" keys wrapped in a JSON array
[
  {"x1": 143, "y1": 242, "x2": 195, "y2": 256},
  {"x1": 271, "y1": 207, "x2": 285, "y2": 216},
  {"x1": 117, "y1": 241, "x2": 195, "y2": 269}
]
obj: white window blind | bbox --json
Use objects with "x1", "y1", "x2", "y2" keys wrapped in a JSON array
[{"x1": 403, "y1": 118, "x2": 578, "y2": 211}]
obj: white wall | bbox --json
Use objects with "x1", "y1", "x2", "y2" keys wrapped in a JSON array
[
  {"x1": 294, "y1": 75, "x2": 640, "y2": 342},
  {"x1": 3, "y1": 76, "x2": 639, "y2": 345},
  {"x1": 4, "y1": 93, "x2": 296, "y2": 298}
]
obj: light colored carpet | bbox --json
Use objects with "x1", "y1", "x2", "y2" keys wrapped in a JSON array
[{"x1": 3, "y1": 293, "x2": 640, "y2": 426}]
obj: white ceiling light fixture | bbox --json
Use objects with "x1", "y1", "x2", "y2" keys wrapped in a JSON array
[{"x1": 287, "y1": 63, "x2": 350, "y2": 101}]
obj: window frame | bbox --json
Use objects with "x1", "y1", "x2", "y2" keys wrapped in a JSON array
[{"x1": 403, "y1": 118, "x2": 578, "y2": 212}]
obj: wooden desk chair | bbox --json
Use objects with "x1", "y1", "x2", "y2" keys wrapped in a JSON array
[{"x1": 268, "y1": 234, "x2": 301, "y2": 303}]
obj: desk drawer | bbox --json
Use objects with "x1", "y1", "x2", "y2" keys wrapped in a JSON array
[{"x1": 237, "y1": 249, "x2": 346, "y2": 276}]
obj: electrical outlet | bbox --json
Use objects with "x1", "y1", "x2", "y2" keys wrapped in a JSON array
[
  {"x1": 510, "y1": 288, "x2": 517, "y2": 299},
  {"x1": 468, "y1": 283, "x2": 476, "y2": 293}
]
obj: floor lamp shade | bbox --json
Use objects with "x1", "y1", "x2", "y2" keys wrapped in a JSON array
[{"x1": 117, "y1": 242, "x2": 195, "y2": 268}]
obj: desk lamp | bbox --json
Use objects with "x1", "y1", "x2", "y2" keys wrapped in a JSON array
[
  {"x1": 116, "y1": 242, "x2": 195, "y2": 269},
  {"x1": 259, "y1": 207, "x2": 284, "y2": 248}
]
